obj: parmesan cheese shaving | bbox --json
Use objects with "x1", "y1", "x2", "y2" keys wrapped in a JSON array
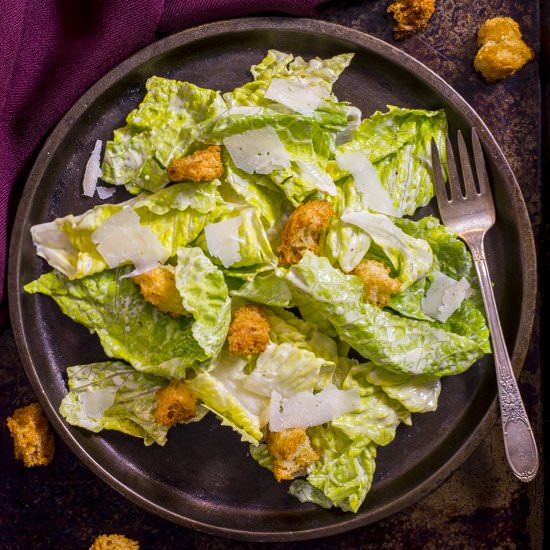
[
  {"x1": 421, "y1": 271, "x2": 474, "y2": 322},
  {"x1": 336, "y1": 150, "x2": 402, "y2": 217},
  {"x1": 204, "y1": 216, "x2": 242, "y2": 268},
  {"x1": 223, "y1": 127, "x2": 291, "y2": 174},
  {"x1": 96, "y1": 186, "x2": 116, "y2": 200},
  {"x1": 91, "y1": 208, "x2": 169, "y2": 276},
  {"x1": 82, "y1": 139, "x2": 103, "y2": 197},
  {"x1": 264, "y1": 78, "x2": 326, "y2": 116},
  {"x1": 268, "y1": 385, "x2": 361, "y2": 431}
]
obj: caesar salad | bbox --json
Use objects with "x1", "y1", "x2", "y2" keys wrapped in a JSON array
[{"x1": 24, "y1": 50, "x2": 490, "y2": 513}]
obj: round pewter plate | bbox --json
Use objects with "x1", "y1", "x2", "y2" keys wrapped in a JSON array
[{"x1": 8, "y1": 18, "x2": 536, "y2": 542}]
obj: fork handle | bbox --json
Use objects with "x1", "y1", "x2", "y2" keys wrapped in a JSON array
[{"x1": 468, "y1": 232, "x2": 539, "y2": 482}]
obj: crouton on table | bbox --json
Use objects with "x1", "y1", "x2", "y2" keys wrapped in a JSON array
[{"x1": 6, "y1": 402, "x2": 54, "y2": 467}]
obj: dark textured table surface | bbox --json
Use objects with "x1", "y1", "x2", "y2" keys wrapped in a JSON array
[{"x1": 0, "y1": 1, "x2": 545, "y2": 548}]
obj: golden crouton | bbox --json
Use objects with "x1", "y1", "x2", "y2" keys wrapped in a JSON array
[
  {"x1": 154, "y1": 380, "x2": 197, "y2": 427},
  {"x1": 351, "y1": 259, "x2": 402, "y2": 308},
  {"x1": 387, "y1": 0, "x2": 436, "y2": 40},
  {"x1": 167, "y1": 145, "x2": 224, "y2": 182},
  {"x1": 132, "y1": 266, "x2": 188, "y2": 317},
  {"x1": 89, "y1": 533, "x2": 139, "y2": 550},
  {"x1": 266, "y1": 428, "x2": 321, "y2": 482},
  {"x1": 6, "y1": 402, "x2": 54, "y2": 467},
  {"x1": 474, "y1": 17, "x2": 534, "y2": 82},
  {"x1": 277, "y1": 200, "x2": 335, "y2": 266},
  {"x1": 227, "y1": 304, "x2": 271, "y2": 355}
]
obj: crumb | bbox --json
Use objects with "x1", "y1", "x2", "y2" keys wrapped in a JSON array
[
  {"x1": 474, "y1": 17, "x2": 534, "y2": 82},
  {"x1": 132, "y1": 266, "x2": 188, "y2": 317},
  {"x1": 227, "y1": 304, "x2": 271, "y2": 355},
  {"x1": 266, "y1": 428, "x2": 321, "y2": 482},
  {"x1": 387, "y1": 0, "x2": 436, "y2": 40},
  {"x1": 89, "y1": 534, "x2": 139, "y2": 550},
  {"x1": 167, "y1": 145, "x2": 224, "y2": 182},
  {"x1": 351, "y1": 259, "x2": 402, "y2": 308},
  {"x1": 154, "y1": 380, "x2": 197, "y2": 427},
  {"x1": 277, "y1": 200, "x2": 335, "y2": 266},
  {"x1": 6, "y1": 402, "x2": 54, "y2": 467}
]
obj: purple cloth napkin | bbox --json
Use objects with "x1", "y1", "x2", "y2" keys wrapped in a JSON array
[{"x1": 0, "y1": 0, "x2": 323, "y2": 314}]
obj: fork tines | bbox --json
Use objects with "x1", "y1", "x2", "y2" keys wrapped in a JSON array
[{"x1": 431, "y1": 128, "x2": 493, "y2": 202}]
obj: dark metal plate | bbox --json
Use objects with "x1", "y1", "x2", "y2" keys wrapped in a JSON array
[{"x1": 7, "y1": 18, "x2": 537, "y2": 542}]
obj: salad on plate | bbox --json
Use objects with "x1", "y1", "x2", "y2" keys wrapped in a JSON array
[{"x1": 24, "y1": 50, "x2": 491, "y2": 513}]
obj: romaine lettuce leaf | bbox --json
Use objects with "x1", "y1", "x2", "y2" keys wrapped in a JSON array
[
  {"x1": 175, "y1": 247, "x2": 231, "y2": 357},
  {"x1": 341, "y1": 210, "x2": 433, "y2": 289},
  {"x1": 24, "y1": 268, "x2": 207, "y2": 377},
  {"x1": 322, "y1": 177, "x2": 371, "y2": 273},
  {"x1": 285, "y1": 252, "x2": 485, "y2": 376},
  {"x1": 30, "y1": 181, "x2": 227, "y2": 280},
  {"x1": 59, "y1": 361, "x2": 170, "y2": 445},
  {"x1": 101, "y1": 76, "x2": 227, "y2": 193},
  {"x1": 338, "y1": 106, "x2": 448, "y2": 215},
  {"x1": 230, "y1": 270, "x2": 294, "y2": 307}
]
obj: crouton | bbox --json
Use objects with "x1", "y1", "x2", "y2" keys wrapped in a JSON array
[
  {"x1": 266, "y1": 428, "x2": 321, "y2": 482},
  {"x1": 227, "y1": 304, "x2": 270, "y2": 355},
  {"x1": 132, "y1": 266, "x2": 188, "y2": 317},
  {"x1": 387, "y1": 0, "x2": 436, "y2": 39},
  {"x1": 88, "y1": 534, "x2": 139, "y2": 550},
  {"x1": 6, "y1": 402, "x2": 54, "y2": 467},
  {"x1": 167, "y1": 145, "x2": 224, "y2": 182},
  {"x1": 277, "y1": 200, "x2": 335, "y2": 266},
  {"x1": 351, "y1": 259, "x2": 401, "y2": 308},
  {"x1": 154, "y1": 380, "x2": 197, "y2": 427},
  {"x1": 474, "y1": 17, "x2": 534, "y2": 82}
]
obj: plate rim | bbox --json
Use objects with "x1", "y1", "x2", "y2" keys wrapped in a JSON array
[{"x1": 7, "y1": 16, "x2": 537, "y2": 542}]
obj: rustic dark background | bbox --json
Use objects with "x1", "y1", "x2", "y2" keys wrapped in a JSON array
[{"x1": 1, "y1": 1, "x2": 544, "y2": 548}]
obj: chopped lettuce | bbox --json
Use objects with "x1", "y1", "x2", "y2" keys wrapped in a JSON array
[
  {"x1": 29, "y1": 181, "x2": 226, "y2": 280},
  {"x1": 174, "y1": 247, "x2": 231, "y2": 357},
  {"x1": 285, "y1": 252, "x2": 486, "y2": 376},
  {"x1": 23, "y1": 49, "x2": 491, "y2": 516},
  {"x1": 338, "y1": 106, "x2": 448, "y2": 215},
  {"x1": 24, "y1": 268, "x2": 207, "y2": 378},
  {"x1": 59, "y1": 361, "x2": 172, "y2": 446},
  {"x1": 101, "y1": 76, "x2": 227, "y2": 193}
]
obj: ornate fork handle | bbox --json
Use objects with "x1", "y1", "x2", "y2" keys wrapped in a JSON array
[{"x1": 466, "y1": 231, "x2": 539, "y2": 482}]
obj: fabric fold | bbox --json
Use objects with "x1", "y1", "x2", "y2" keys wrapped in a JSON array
[{"x1": 0, "y1": 0, "x2": 324, "y2": 308}]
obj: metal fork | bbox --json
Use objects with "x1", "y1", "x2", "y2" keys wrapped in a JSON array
[{"x1": 431, "y1": 128, "x2": 538, "y2": 482}]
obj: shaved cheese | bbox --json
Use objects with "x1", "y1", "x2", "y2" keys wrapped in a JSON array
[
  {"x1": 204, "y1": 215, "x2": 242, "y2": 268},
  {"x1": 227, "y1": 106, "x2": 264, "y2": 116},
  {"x1": 421, "y1": 271, "x2": 474, "y2": 322},
  {"x1": 77, "y1": 387, "x2": 117, "y2": 428},
  {"x1": 223, "y1": 127, "x2": 290, "y2": 174},
  {"x1": 336, "y1": 150, "x2": 402, "y2": 216},
  {"x1": 82, "y1": 140, "x2": 103, "y2": 197},
  {"x1": 269, "y1": 385, "x2": 361, "y2": 432},
  {"x1": 264, "y1": 78, "x2": 326, "y2": 116},
  {"x1": 96, "y1": 186, "x2": 116, "y2": 200},
  {"x1": 91, "y1": 208, "x2": 169, "y2": 275},
  {"x1": 30, "y1": 221, "x2": 79, "y2": 278}
]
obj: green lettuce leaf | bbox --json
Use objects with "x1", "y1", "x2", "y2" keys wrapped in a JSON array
[
  {"x1": 338, "y1": 106, "x2": 448, "y2": 215},
  {"x1": 285, "y1": 252, "x2": 485, "y2": 376},
  {"x1": 24, "y1": 268, "x2": 206, "y2": 377},
  {"x1": 322, "y1": 177, "x2": 371, "y2": 273},
  {"x1": 30, "y1": 181, "x2": 227, "y2": 280},
  {"x1": 174, "y1": 247, "x2": 231, "y2": 357},
  {"x1": 341, "y1": 210, "x2": 434, "y2": 289},
  {"x1": 101, "y1": 76, "x2": 227, "y2": 193},
  {"x1": 59, "y1": 361, "x2": 170, "y2": 446}
]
